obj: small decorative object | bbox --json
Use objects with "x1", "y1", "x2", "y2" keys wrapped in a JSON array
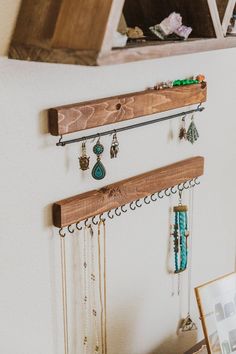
[
  {"x1": 110, "y1": 132, "x2": 119, "y2": 159},
  {"x1": 179, "y1": 116, "x2": 187, "y2": 140},
  {"x1": 92, "y1": 138, "x2": 106, "y2": 180},
  {"x1": 113, "y1": 31, "x2": 128, "y2": 47},
  {"x1": 187, "y1": 115, "x2": 199, "y2": 144},
  {"x1": 156, "y1": 74, "x2": 205, "y2": 90},
  {"x1": 195, "y1": 272, "x2": 236, "y2": 354},
  {"x1": 79, "y1": 141, "x2": 90, "y2": 171},
  {"x1": 180, "y1": 313, "x2": 197, "y2": 332},
  {"x1": 196, "y1": 74, "x2": 206, "y2": 83},
  {"x1": 174, "y1": 25, "x2": 192, "y2": 40},
  {"x1": 150, "y1": 12, "x2": 182, "y2": 40},
  {"x1": 126, "y1": 26, "x2": 144, "y2": 39},
  {"x1": 172, "y1": 191, "x2": 189, "y2": 273},
  {"x1": 173, "y1": 78, "x2": 199, "y2": 86}
]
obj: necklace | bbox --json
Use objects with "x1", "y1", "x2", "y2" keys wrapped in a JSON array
[{"x1": 82, "y1": 227, "x2": 89, "y2": 354}]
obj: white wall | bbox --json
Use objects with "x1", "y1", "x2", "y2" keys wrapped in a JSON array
[{"x1": 1, "y1": 2, "x2": 236, "y2": 354}]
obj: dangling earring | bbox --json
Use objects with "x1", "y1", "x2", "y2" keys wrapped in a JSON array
[
  {"x1": 92, "y1": 137, "x2": 106, "y2": 180},
  {"x1": 79, "y1": 140, "x2": 90, "y2": 171},
  {"x1": 172, "y1": 191, "x2": 189, "y2": 274},
  {"x1": 110, "y1": 132, "x2": 119, "y2": 159},
  {"x1": 187, "y1": 114, "x2": 199, "y2": 144},
  {"x1": 179, "y1": 116, "x2": 187, "y2": 140}
]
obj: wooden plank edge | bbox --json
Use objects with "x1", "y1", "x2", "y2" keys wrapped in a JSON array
[
  {"x1": 48, "y1": 84, "x2": 207, "y2": 136},
  {"x1": 98, "y1": 37, "x2": 236, "y2": 65},
  {"x1": 53, "y1": 156, "x2": 204, "y2": 227},
  {"x1": 8, "y1": 42, "x2": 99, "y2": 66}
]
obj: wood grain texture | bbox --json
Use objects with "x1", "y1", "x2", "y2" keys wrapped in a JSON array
[
  {"x1": 53, "y1": 156, "x2": 204, "y2": 227},
  {"x1": 52, "y1": 0, "x2": 113, "y2": 50},
  {"x1": 48, "y1": 84, "x2": 207, "y2": 136}
]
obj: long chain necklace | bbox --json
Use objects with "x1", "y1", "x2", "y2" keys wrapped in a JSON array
[
  {"x1": 82, "y1": 227, "x2": 89, "y2": 354},
  {"x1": 60, "y1": 235, "x2": 69, "y2": 354}
]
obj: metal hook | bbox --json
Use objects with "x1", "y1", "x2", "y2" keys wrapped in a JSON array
[
  {"x1": 130, "y1": 202, "x2": 136, "y2": 211},
  {"x1": 164, "y1": 188, "x2": 171, "y2": 197},
  {"x1": 59, "y1": 228, "x2": 66, "y2": 237},
  {"x1": 189, "y1": 179, "x2": 195, "y2": 188},
  {"x1": 108, "y1": 210, "x2": 114, "y2": 219},
  {"x1": 99, "y1": 213, "x2": 105, "y2": 222},
  {"x1": 135, "y1": 199, "x2": 142, "y2": 207},
  {"x1": 171, "y1": 186, "x2": 177, "y2": 194},
  {"x1": 151, "y1": 193, "x2": 157, "y2": 202},
  {"x1": 76, "y1": 221, "x2": 82, "y2": 231},
  {"x1": 144, "y1": 196, "x2": 151, "y2": 204},
  {"x1": 84, "y1": 218, "x2": 89, "y2": 227},
  {"x1": 183, "y1": 181, "x2": 190, "y2": 190},
  {"x1": 115, "y1": 208, "x2": 121, "y2": 216},
  {"x1": 194, "y1": 177, "x2": 200, "y2": 185},
  {"x1": 177, "y1": 183, "x2": 184, "y2": 192},
  {"x1": 121, "y1": 205, "x2": 127, "y2": 213},
  {"x1": 92, "y1": 215, "x2": 99, "y2": 225},
  {"x1": 158, "y1": 191, "x2": 164, "y2": 199},
  {"x1": 68, "y1": 224, "x2": 74, "y2": 233}
]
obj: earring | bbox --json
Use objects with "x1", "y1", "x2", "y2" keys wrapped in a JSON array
[
  {"x1": 187, "y1": 115, "x2": 199, "y2": 144},
  {"x1": 110, "y1": 132, "x2": 119, "y2": 158},
  {"x1": 91, "y1": 137, "x2": 106, "y2": 180},
  {"x1": 179, "y1": 116, "x2": 187, "y2": 140},
  {"x1": 79, "y1": 140, "x2": 90, "y2": 171}
]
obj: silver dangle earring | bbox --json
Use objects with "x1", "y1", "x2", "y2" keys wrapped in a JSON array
[
  {"x1": 187, "y1": 114, "x2": 199, "y2": 144},
  {"x1": 79, "y1": 140, "x2": 90, "y2": 171},
  {"x1": 110, "y1": 131, "x2": 119, "y2": 159}
]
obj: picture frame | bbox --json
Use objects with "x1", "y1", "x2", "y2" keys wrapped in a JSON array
[{"x1": 195, "y1": 272, "x2": 236, "y2": 354}]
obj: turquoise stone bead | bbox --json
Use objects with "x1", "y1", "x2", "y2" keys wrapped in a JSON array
[
  {"x1": 92, "y1": 160, "x2": 106, "y2": 180},
  {"x1": 93, "y1": 142, "x2": 104, "y2": 156}
]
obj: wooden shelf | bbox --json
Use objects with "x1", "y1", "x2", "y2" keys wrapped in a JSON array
[
  {"x1": 53, "y1": 156, "x2": 204, "y2": 227},
  {"x1": 8, "y1": 0, "x2": 236, "y2": 66}
]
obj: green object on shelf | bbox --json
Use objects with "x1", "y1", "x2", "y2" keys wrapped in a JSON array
[{"x1": 173, "y1": 79, "x2": 199, "y2": 86}]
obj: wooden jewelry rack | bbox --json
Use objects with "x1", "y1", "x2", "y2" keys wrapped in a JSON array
[
  {"x1": 53, "y1": 156, "x2": 204, "y2": 229},
  {"x1": 48, "y1": 83, "x2": 207, "y2": 141}
]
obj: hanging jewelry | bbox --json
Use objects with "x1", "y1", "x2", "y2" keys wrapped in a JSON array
[
  {"x1": 172, "y1": 191, "x2": 189, "y2": 273},
  {"x1": 79, "y1": 140, "x2": 90, "y2": 171},
  {"x1": 187, "y1": 114, "x2": 199, "y2": 144},
  {"x1": 92, "y1": 138, "x2": 106, "y2": 180},
  {"x1": 60, "y1": 232, "x2": 69, "y2": 354},
  {"x1": 110, "y1": 132, "x2": 119, "y2": 159},
  {"x1": 179, "y1": 188, "x2": 197, "y2": 332},
  {"x1": 89, "y1": 225, "x2": 100, "y2": 354},
  {"x1": 179, "y1": 116, "x2": 187, "y2": 140},
  {"x1": 82, "y1": 226, "x2": 89, "y2": 354}
]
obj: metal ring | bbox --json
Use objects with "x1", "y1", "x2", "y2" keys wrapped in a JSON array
[
  {"x1": 151, "y1": 193, "x2": 157, "y2": 202},
  {"x1": 68, "y1": 224, "x2": 74, "y2": 233},
  {"x1": 189, "y1": 179, "x2": 195, "y2": 187},
  {"x1": 130, "y1": 202, "x2": 136, "y2": 211},
  {"x1": 121, "y1": 205, "x2": 127, "y2": 213},
  {"x1": 183, "y1": 181, "x2": 190, "y2": 190},
  {"x1": 144, "y1": 196, "x2": 151, "y2": 204},
  {"x1": 115, "y1": 208, "x2": 121, "y2": 216},
  {"x1": 164, "y1": 188, "x2": 171, "y2": 197},
  {"x1": 92, "y1": 216, "x2": 98, "y2": 225},
  {"x1": 171, "y1": 186, "x2": 177, "y2": 194},
  {"x1": 135, "y1": 199, "x2": 142, "y2": 207},
  {"x1": 59, "y1": 228, "x2": 66, "y2": 237},
  {"x1": 108, "y1": 210, "x2": 114, "y2": 219},
  {"x1": 158, "y1": 191, "x2": 164, "y2": 199},
  {"x1": 76, "y1": 222, "x2": 82, "y2": 231}
]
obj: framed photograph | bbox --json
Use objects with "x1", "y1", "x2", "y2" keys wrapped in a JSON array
[{"x1": 195, "y1": 272, "x2": 236, "y2": 354}]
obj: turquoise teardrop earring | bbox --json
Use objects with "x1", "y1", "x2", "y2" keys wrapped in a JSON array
[{"x1": 91, "y1": 138, "x2": 106, "y2": 180}]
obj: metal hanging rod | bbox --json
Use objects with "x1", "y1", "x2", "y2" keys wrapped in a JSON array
[
  {"x1": 58, "y1": 177, "x2": 200, "y2": 236},
  {"x1": 56, "y1": 104, "x2": 205, "y2": 147}
]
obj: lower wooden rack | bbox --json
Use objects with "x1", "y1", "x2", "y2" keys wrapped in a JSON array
[{"x1": 53, "y1": 156, "x2": 204, "y2": 228}]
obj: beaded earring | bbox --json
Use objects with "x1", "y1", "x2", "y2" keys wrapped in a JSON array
[
  {"x1": 179, "y1": 116, "x2": 187, "y2": 140},
  {"x1": 172, "y1": 191, "x2": 189, "y2": 273},
  {"x1": 187, "y1": 114, "x2": 199, "y2": 144},
  {"x1": 91, "y1": 137, "x2": 106, "y2": 180}
]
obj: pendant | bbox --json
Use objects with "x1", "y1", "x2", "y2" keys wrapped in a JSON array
[
  {"x1": 110, "y1": 132, "x2": 119, "y2": 159},
  {"x1": 79, "y1": 141, "x2": 90, "y2": 171},
  {"x1": 187, "y1": 117, "x2": 199, "y2": 144},
  {"x1": 92, "y1": 138, "x2": 106, "y2": 180}
]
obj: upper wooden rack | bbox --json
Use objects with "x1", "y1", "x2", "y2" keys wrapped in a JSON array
[
  {"x1": 9, "y1": 0, "x2": 236, "y2": 66},
  {"x1": 49, "y1": 83, "x2": 207, "y2": 136},
  {"x1": 53, "y1": 156, "x2": 204, "y2": 227}
]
